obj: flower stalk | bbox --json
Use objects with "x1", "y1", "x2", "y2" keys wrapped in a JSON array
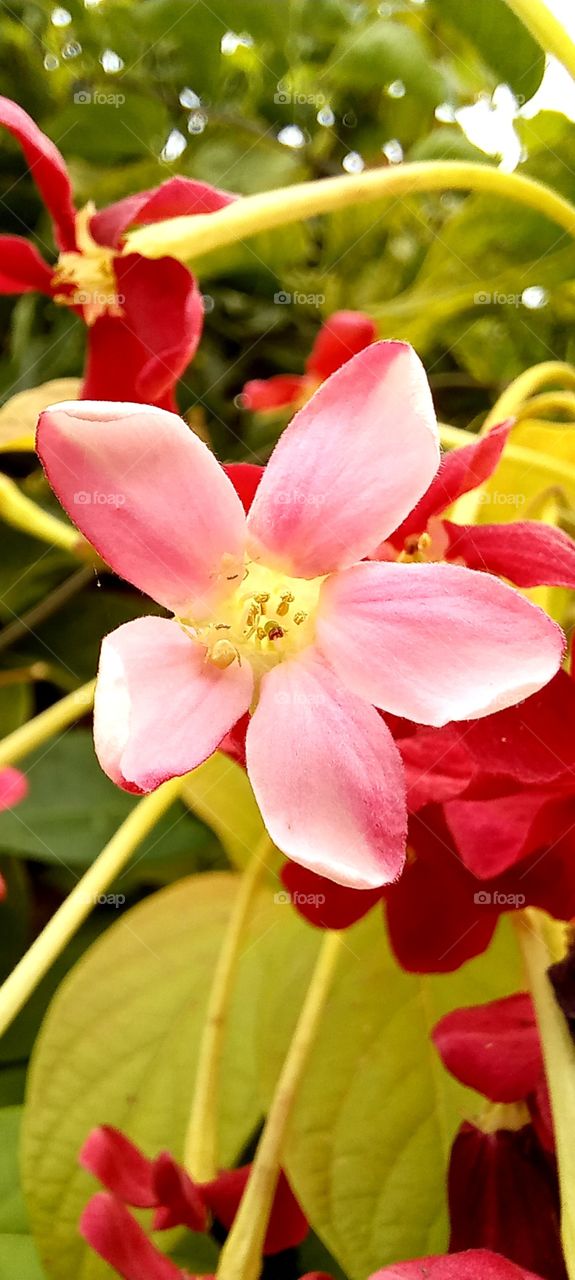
[
  {"x1": 515, "y1": 909, "x2": 575, "y2": 1280},
  {"x1": 0, "y1": 473, "x2": 82, "y2": 555},
  {"x1": 483, "y1": 361, "x2": 575, "y2": 431},
  {"x1": 124, "y1": 163, "x2": 575, "y2": 266},
  {"x1": 0, "y1": 776, "x2": 183, "y2": 1038},
  {"x1": 216, "y1": 930, "x2": 343, "y2": 1280},
  {"x1": 184, "y1": 832, "x2": 276, "y2": 1182},
  {"x1": 0, "y1": 679, "x2": 95, "y2": 769}
]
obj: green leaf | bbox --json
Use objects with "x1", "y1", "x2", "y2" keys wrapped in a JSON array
[
  {"x1": 432, "y1": 0, "x2": 545, "y2": 101},
  {"x1": 255, "y1": 912, "x2": 523, "y2": 1279},
  {"x1": 0, "y1": 1235, "x2": 46, "y2": 1280},
  {"x1": 22, "y1": 872, "x2": 273, "y2": 1280},
  {"x1": 328, "y1": 20, "x2": 449, "y2": 105},
  {"x1": 181, "y1": 750, "x2": 271, "y2": 871},
  {"x1": 0, "y1": 730, "x2": 210, "y2": 881},
  {"x1": 0, "y1": 1107, "x2": 27, "y2": 1233}
]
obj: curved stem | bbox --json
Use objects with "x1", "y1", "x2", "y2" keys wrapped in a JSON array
[
  {"x1": 124, "y1": 163, "x2": 575, "y2": 265},
  {"x1": 184, "y1": 832, "x2": 276, "y2": 1181},
  {"x1": 516, "y1": 390, "x2": 575, "y2": 420},
  {"x1": 216, "y1": 930, "x2": 343, "y2": 1280},
  {"x1": 0, "y1": 473, "x2": 81, "y2": 555},
  {"x1": 0, "y1": 777, "x2": 183, "y2": 1038},
  {"x1": 0, "y1": 679, "x2": 95, "y2": 769},
  {"x1": 503, "y1": 0, "x2": 575, "y2": 83},
  {"x1": 483, "y1": 361, "x2": 575, "y2": 430},
  {"x1": 515, "y1": 910, "x2": 575, "y2": 1279}
]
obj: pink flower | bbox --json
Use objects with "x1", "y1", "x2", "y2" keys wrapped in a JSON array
[
  {"x1": 0, "y1": 768, "x2": 27, "y2": 900},
  {"x1": 37, "y1": 342, "x2": 563, "y2": 889},
  {"x1": 369, "y1": 1251, "x2": 548, "y2": 1279},
  {"x1": 242, "y1": 309, "x2": 377, "y2": 412}
]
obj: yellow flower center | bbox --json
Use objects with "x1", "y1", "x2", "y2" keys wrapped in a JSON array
[
  {"x1": 52, "y1": 204, "x2": 123, "y2": 325},
  {"x1": 180, "y1": 562, "x2": 324, "y2": 679}
]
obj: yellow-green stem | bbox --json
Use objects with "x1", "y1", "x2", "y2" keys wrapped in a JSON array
[
  {"x1": 515, "y1": 910, "x2": 575, "y2": 1279},
  {"x1": 503, "y1": 0, "x2": 575, "y2": 83},
  {"x1": 0, "y1": 679, "x2": 95, "y2": 769},
  {"x1": 483, "y1": 362, "x2": 575, "y2": 431},
  {"x1": 0, "y1": 777, "x2": 182, "y2": 1038},
  {"x1": 516, "y1": 390, "x2": 575, "y2": 420},
  {"x1": 125, "y1": 164, "x2": 575, "y2": 265},
  {"x1": 216, "y1": 931, "x2": 343, "y2": 1280},
  {"x1": 0, "y1": 473, "x2": 80, "y2": 554},
  {"x1": 184, "y1": 833, "x2": 275, "y2": 1181}
]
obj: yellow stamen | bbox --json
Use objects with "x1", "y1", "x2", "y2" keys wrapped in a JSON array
[{"x1": 52, "y1": 204, "x2": 124, "y2": 325}]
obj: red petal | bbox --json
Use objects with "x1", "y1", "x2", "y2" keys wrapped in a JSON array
[
  {"x1": 432, "y1": 994, "x2": 543, "y2": 1101},
  {"x1": 91, "y1": 176, "x2": 235, "y2": 248},
  {"x1": 281, "y1": 861, "x2": 382, "y2": 929},
  {"x1": 80, "y1": 1194, "x2": 190, "y2": 1280},
  {"x1": 79, "y1": 1126, "x2": 157, "y2": 1207},
  {"x1": 389, "y1": 420, "x2": 513, "y2": 548},
  {"x1": 0, "y1": 235, "x2": 53, "y2": 293},
  {"x1": 448, "y1": 1123, "x2": 565, "y2": 1280},
  {"x1": 370, "y1": 1252, "x2": 545, "y2": 1279},
  {"x1": 444, "y1": 791, "x2": 564, "y2": 878},
  {"x1": 82, "y1": 254, "x2": 203, "y2": 409},
  {"x1": 202, "y1": 1165, "x2": 309, "y2": 1254},
  {"x1": 0, "y1": 96, "x2": 75, "y2": 250},
  {"x1": 222, "y1": 462, "x2": 264, "y2": 513},
  {"x1": 397, "y1": 724, "x2": 474, "y2": 811},
  {"x1": 151, "y1": 1152, "x2": 208, "y2": 1232},
  {"x1": 385, "y1": 810, "x2": 498, "y2": 973},
  {"x1": 241, "y1": 374, "x2": 308, "y2": 412},
  {"x1": 306, "y1": 310, "x2": 377, "y2": 379},
  {"x1": 460, "y1": 671, "x2": 575, "y2": 786},
  {"x1": 444, "y1": 519, "x2": 575, "y2": 588}
]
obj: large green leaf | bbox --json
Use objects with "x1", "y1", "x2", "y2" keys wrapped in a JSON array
[
  {"x1": 328, "y1": 20, "x2": 448, "y2": 105},
  {"x1": 22, "y1": 873, "x2": 273, "y2": 1280},
  {"x1": 432, "y1": 0, "x2": 545, "y2": 101},
  {"x1": 0, "y1": 730, "x2": 212, "y2": 882},
  {"x1": 254, "y1": 912, "x2": 523, "y2": 1279},
  {"x1": 0, "y1": 1107, "x2": 47, "y2": 1279}
]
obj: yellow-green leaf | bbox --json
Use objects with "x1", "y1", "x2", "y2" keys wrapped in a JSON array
[{"x1": 0, "y1": 380, "x2": 81, "y2": 452}]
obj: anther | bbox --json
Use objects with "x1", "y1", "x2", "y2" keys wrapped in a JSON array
[
  {"x1": 210, "y1": 639, "x2": 239, "y2": 669},
  {"x1": 266, "y1": 624, "x2": 285, "y2": 641},
  {"x1": 293, "y1": 611, "x2": 307, "y2": 625},
  {"x1": 277, "y1": 591, "x2": 295, "y2": 617}
]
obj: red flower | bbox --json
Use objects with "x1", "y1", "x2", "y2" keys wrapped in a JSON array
[
  {"x1": 375, "y1": 420, "x2": 575, "y2": 591},
  {"x1": 432, "y1": 998, "x2": 564, "y2": 1280},
  {"x1": 0, "y1": 96, "x2": 234, "y2": 410},
  {"x1": 80, "y1": 1125, "x2": 308, "y2": 1277},
  {"x1": 369, "y1": 1251, "x2": 547, "y2": 1279},
  {"x1": 241, "y1": 309, "x2": 377, "y2": 412}
]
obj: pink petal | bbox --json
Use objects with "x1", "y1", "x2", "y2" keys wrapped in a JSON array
[
  {"x1": 94, "y1": 617, "x2": 253, "y2": 793},
  {"x1": 317, "y1": 561, "x2": 564, "y2": 726},
  {"x1": 37, "y1": 400, "x2": 246, "y2": 616},
  {"x1": 222, "y1": 462, "x2": 264, "y2": 513},
  {"x1": 151, "y1": 1152, "x2": 208, "y2": 1232},
  {"x1": 82, "y1": 254, "x2": 204, "y2": 411},
  {"x1": 0, "y1": 767, "x2": 27, "y2": 809},
  {"x1": 79, "y1": 1126, "x2": 157, "y2": 1207},
  {"x1": 0, "y1": 96, "x2": 76, "y2": 250},
  {"x1": 0, "y1": 235, "x2": 53, "y2": 293},
  {"x1": 90, "y1": 176, "x2": 235, "y2": 248},
  {"x1": 444, "y1": 519, "x2": 575, "y2": 588},
  {"x1": 388, "y1": 420, "x2": 513, "y2": 549},
  {"x1": 246, "y1": 652, "x2": 407, "y2": 888},
  {"x1": 241, "y1": 373, "x2": 308, "y2": 413},
  {"x1": 432, "y1": 994, "x2": 542, "y2": 1103},
  {"x1": 246, "y1": 342, "x2": 439, "y2": 577},
  {"x1": 306, "y1": 309, "x2": 377, "y2": 379},
  {"x1": 80, "y1": 1194, "x2": 188, "y2": 1280},
  {"x1": 369, "y1": 1253, "x2": 543, "y2": 1280}
]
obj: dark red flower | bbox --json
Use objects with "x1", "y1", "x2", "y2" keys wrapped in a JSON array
[
  {"x1": 369, "y1": 1250, "x2": 547, "y2": 1278},
  {"x1": 241, "y1": 310, "x2": 377, "y2": 412},
  {"x1": 80, "y1": 1125, "x2": 308, "y2": 1270},
  {"x1": 0, "y1": 97, "x2": 234, "y2": 409},
  {"x1": 375, "y1": 420, "x2": 575, "y2": 591}
]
